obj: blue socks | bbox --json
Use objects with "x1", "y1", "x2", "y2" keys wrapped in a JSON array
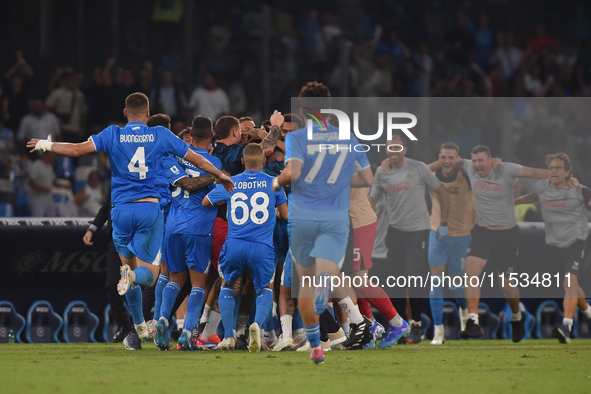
[
  {"x1": 125, "y1": 284, "x2": 144, "y2": 325},
  {"x1": 449, "y1": 284, "x2": 467, "y2": 310},
  {"x1": 262, "y1": 309, "x2": 275, "y2": 332},
  {"x1": 304, "y1": 323, "x2": 321, "y2": 348},
  {"x1": 233, "y1": 288, "x2": 243, "y2": 332},
  {"x1": 429, "y1": 274, "x2": 444, "y2": 326},
  {"x1": 254, "y1": 288, "x2": 273, "y2": 327},
  {"x1": 133, "y1": 266, "x2": 155, "y2": 287},
  {"x1": 429, "y1": 274, "x2": 468, "y2": 325},
  {"x1": 184, "y1": 287, "x2": 205, "y2": 332},
  {"x1": 219, "y1": 286, "x2": 236, "y2": 338},
  {"x1": 159, "y1": 281, "x2": 181, "y2": 321},
  {"x1": 293, "y1": 308, "x2": 304, "y2": 330},
  {"x1": 153, "y1": 274, "x2": 169, "y2": 321}
]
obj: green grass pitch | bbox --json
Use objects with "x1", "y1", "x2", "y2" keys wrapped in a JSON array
[{"x1": 2, "y1": 340, "x2": 591, "y2": 394}]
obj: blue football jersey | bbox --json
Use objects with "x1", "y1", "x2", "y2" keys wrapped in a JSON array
[
  {"x1": 263, "y1": 161, "x2": 284, "y2": 177},
  {"x1": 206, "y1": 170, "x2": 287, "y2": 247},
  {"x1": 163, "y1": 147, "x2": 222, "y2": 236},
  {"x1": 285, "y1": 123, "x2": 370, "y2": 222},
  {"x1": 91, "y1": 121, "x2": 189, "y2": 205},
  {"x1": 211, "y1": 143, "x2": 245, "y2": 176},
  {"x1": 160, "y1": 197, "x2": 171, "y2": 223}
]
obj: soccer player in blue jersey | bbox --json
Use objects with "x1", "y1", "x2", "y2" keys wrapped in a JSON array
[
  {"x1": 212, "y1": 115, "x2": 281, "y2": 175},
  {"x1": 199, "y1": 114, "x2": 283, "y2": 349},
  {"x1": 273, "y1": 82, "x2": 374, "y2": 363},
  {"x1": 203, "y1": 143, "x2": 288, "y2": 352},
  {"x1": 144, "y1": 113, "x2": 174, "y2": 340},
  {"x1": 27, "y1": 93, "x2": 233, "y2": 349},
  {"x1": 154, "y1": 115, "x2": 221, "y2": 351}
]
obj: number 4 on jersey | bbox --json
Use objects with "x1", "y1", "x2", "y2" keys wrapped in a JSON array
[{"x1": 128, "y1": 147, "x2": 149, "y2": 179}]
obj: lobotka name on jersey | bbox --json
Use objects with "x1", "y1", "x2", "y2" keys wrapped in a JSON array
[
  {"x1": 236, "y1": 180, "x2": 268, "y2": 189},
  {"x1": 120, "y1": 134, "x2": 155, "y2": 143}
]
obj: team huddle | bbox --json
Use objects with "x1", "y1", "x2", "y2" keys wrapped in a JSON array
[{"x1": 27, "y1": 81, "x2": 591, "y2": 364}]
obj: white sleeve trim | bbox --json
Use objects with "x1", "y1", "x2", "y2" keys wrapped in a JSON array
[
  {"x1": 171, "y1": 175, "x2": 188, "y2": 186},
  {"x1": 89, "y1": 136, "x2": 98, "y2": 152},
  {"x1": 285, "y1": 157, "x2": 304, "y2": 164}
]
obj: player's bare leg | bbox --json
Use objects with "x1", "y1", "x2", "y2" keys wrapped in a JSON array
[
  {"x1": 175, "y1": 296, "x2": 188, "y2": 327},
  {"x1": 297, "y1": 263, "x2": 318, "y2": 323},
  {"x1": 499, "y1": 272, "x2": 520, "y2": 314},
  {"x1": 554, "y1": 274, "x2": 588, "y2": 344}
]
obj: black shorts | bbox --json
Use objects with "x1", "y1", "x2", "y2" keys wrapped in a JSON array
[
  {"x1": 467, "y1": 225, "x2": 519, "y2": 275},
  {"x1": 384, "y1": 227, "x2": 430, "y2": 298},
  {"x1": 547, "y1": 239, "x2": 586, "y2": 276}
]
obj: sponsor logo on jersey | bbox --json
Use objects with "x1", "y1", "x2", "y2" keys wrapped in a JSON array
[
  {"x1": 474, "y1": 181, "x2": 501, "y2": 191},
  {"x1": 540, "y1": 199, "x2": 567, "y2": 208},
  {"x1": 386, "y1": 181, "x2": 410, "y2": 192}
]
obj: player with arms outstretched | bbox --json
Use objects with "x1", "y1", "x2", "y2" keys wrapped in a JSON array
[
  {"x1": 430, "y1": 145, "x2": 558, "y2": 341},
  {"x1": 426, "y1": 142, "x2": 476, "y2": 344},
  {"x1": 515, "y1": 153, "x2": 591, "y2": 343},
  {"x1": 27, "y1": 93, "x2": 233, "y2": 349}
]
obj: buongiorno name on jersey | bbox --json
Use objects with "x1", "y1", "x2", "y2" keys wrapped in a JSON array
[{"x1": 120, "y1": 134, "x2": 155, "y2": 143}]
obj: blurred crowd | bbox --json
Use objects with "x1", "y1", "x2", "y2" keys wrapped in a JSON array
[{"x1": 1, "y1": 2, "x2": 591, "y2": 217}]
